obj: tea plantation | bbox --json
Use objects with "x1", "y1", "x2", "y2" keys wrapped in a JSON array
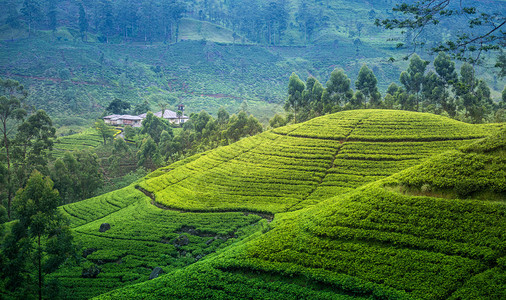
[
  {"x1": 54, "y1": 185, "x2": 266, "y2": 299},
  {"x1": 93, "y1": 114, "x2": 505, "y2": 299},
  {"x1": 139, "y1": 110, "x2": 500, "y2": 212},
  {"x1": 48, "y1": 110, "x2": 504, "y2": 299},
  {"x1": 52, "y1": 128, "x2": 107, "y2": 158}
]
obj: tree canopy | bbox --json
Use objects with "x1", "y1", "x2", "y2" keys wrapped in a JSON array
[{"x1": 376, "y1": 0, "x2": 506, "y2": 69}]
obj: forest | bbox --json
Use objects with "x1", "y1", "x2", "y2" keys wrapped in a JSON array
[{"x1": 0, "y1": 0, "x2": 505, "y2": 299}]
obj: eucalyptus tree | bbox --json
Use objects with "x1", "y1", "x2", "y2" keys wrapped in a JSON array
[
  {"x1": 284, "y1": 73, "x2": 305, "y2": 123},
  {"x1": 323, "y1": 69, "x2": 353, "y2": 112},
  {"x1": 78, "y1": 3, "x2": 88, "y2": 41},
  {"x1": 355, "y1": 65, "x2": 380, "y2": 108},
  {"x1": 21, "y1": 0, "x2": 41, "y2": 36},
  {"x1": 400, "y1": 54, "x2": 428, "y2": 111},
  {"x1": 0, "y1": 78, "x2": 27, "y2": 218},
  {"x1": 303, "y1": 76, "x2": 324, "y2": 117},
  {"x1": 4, "y1": 170, "x2": 75, "y2": 300}
]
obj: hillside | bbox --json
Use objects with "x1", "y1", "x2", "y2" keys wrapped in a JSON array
[
  {"x1": 52, "y1": 128, "x2": 106, "y2": 158},
  {"x1": 1, "y1": 0, "x2": 504, "y2": 125},
  {"x1": 0, "y1": 35, "x2": 400, "y2": 124},
  {"x1": 94, "y1": 117, "x2": 506, "y2": 299},
  {"x1": 138, "y1": 110, "x2": 500, "y2": 213},
  {"x1": 47, "y1": 110, "x2": 504, "y2": 299}
]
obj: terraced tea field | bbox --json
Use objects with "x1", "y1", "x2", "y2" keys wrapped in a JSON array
[
  {"x1": 48, "y1": 110, "x2": 504, "y2": 299},
  {"x1": 139, "y1": 110, "x2": 500, "y2": 213},
  {"x1": 95, "y1": 124, "x2": 506, "y2": 300},
  {"x1": 55, "y1": 186, "x2": 265, "y2": 299},
  {"x1": 52, "y1": 128, "x2": 106, "y2": 158}
]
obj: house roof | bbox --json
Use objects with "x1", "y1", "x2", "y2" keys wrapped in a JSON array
[
  {"x1": 120, "y1": 115, "x2": 143, "y2": 121},
  {"x1": 103, "y1": 114, "x2": 121, "y2": 119},
  {"x1": 104, "y1": 114, "x2": 143, "y2": 121},
  {"x1": 138, "y1": 110, "x2": 188, "y2": 119}
]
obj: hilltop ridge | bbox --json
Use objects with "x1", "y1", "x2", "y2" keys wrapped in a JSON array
[{"x1": 139, "y1": 110, "x2": 501, "y2": 213}]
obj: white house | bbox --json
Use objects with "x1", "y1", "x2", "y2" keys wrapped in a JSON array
[
  {"x1": 104, "y1": 109, "x2": 189, "y2": 127},
  {"x1": 137, "y1": 110, "x2": 189, "y2": 125},
  {"x1": 103, "y1": 115, "x2": 143, "y2": 127}
]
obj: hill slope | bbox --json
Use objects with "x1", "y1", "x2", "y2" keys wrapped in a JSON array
[
  {"x1": 48, "y1": 110, "x2": 503, "y2": 299},
  {"x1": 139, "y1": 110, "x2": 500, "y2": 213},
  {"x1": 94, "y1": 123, "x2": 506, "y2": 300}
]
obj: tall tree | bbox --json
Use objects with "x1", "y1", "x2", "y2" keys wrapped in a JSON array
[
  {"x1": 47, "y1": 0, "x2": 57, "y2": 33},
  {"x1": 455, "y1": 63, "x2": 493, "y2": 123},
  {"x1": 502, "y1": 86, "x2": 506, "y2": 106},
  {"x1": 0, "y1": 78, "x2": 28, "y2": 219},
  {"x1": 51, "y1": 151, "x2": 102, "y2": 203},
  {"x1": 21, "y1": 0, "x2": 41, "y2": 36},
  {"x1": 399, "y1": 54, "x2": 428, "y2": 111},
  {"x1": 140, "y1": 112, "x2": 172, "y2": 144},
  {"x1": 296, "y1": 0, "x2": 319, "y2": 44},
  {"x1": 99, "y1": 0, "x2": 114, "y2": 43},
  {"x1": 355, "y1": 65, "x2": 379, "y2": 108},
  {"x1": 269, "y1": 114, "x2": 288, "y2": 129},
  {"x1": 139, "y1": 0, "x2": 158, "y2": 43},
  {"x1": 78, "y1": 3, "x2": 88, "y2": 41},
  {"x1": 217, "y1": 106, "x2": 229, "y2": 125},
  {"x1": 421, "y1": 70, "x2": 445, "y2": 113},
  {"x1": 225, "y1": 111, "x2": 262, "y2": 143},
  {"x1": 133, "y1": 100, "x2": 150, "y2": 115},
  {"x1": 434, "y1": 52, "x2": 458, "y2": 85},
  {"x1": 166, "y1": 0, "x2": 186, "y2": 43},
  {"x1": 324, "y1": 68, "x2": 353, "y2": 111},
  {"x1": 137, "y1": 136, "x2": 161, "y2": 168},
  {"x1": 13, "y1": 110, "x2": 56, "y2": 189},
  {"x1": 94, "y1": 119, "x2": 116, "y2": 145},
  {"x1": 10, "y1": 170, "x2": 74, "y2": 300},
  {"x1": 303, "y1": 76, "x2": 324, "y2": 117},
  {"x1": 433, "y1": 52, "x2": 458, "y2": 116},
  {"x1": 284, "y1": 73, "x2": 305, "y2": 123},
  {"x1": 106, "y1": 98, "x2": 131, "y2": 114}
]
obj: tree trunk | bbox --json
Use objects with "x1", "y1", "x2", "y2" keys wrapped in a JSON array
[
  {"x1": 176, "y1": 22, "x2": 179, "y2": 43},
  {"x1": 416, "y1": 93, "x2": 419, "y2": 111},
  {"x1": 38, "y1": 234, "x2": 42, "y2": 300},
  {"x1": 2, "y1": 123, "x2": 12, "y2": 219}
]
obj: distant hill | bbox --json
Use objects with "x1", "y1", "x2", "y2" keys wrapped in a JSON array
[
  {"x1": 92, "y1": 112, "x2": 506, "y2": 300},
  {"x1": 0, "y1": 35, "x2": 399, "y2": 124},
  {"x1": 49, "y1": 110, "x2": 504, "y2": 299},
  {"x1": 1, "y1": 0, "x2": 504, "y2": 124}
]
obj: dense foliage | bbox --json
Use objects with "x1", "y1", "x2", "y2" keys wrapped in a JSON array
[
  {"x1": 283, "y1": 53, "x2": 505, "y2": 125},
  {"x1": 1, "y1": 171, "x2": 75, "y2": 300}
]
